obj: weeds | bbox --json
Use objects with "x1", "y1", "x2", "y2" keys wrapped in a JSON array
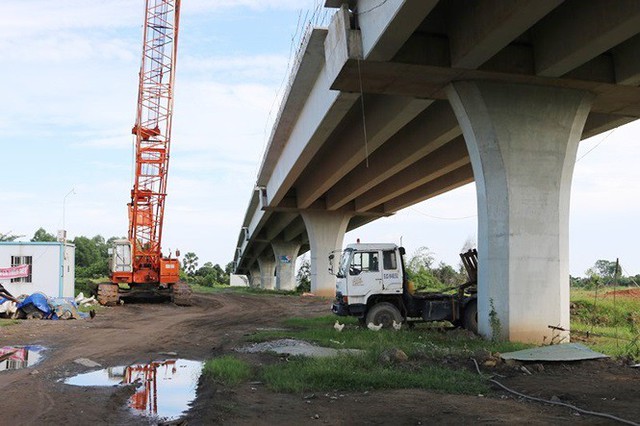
[
  {"x1": 203, "y1": 356, "x2": 252, "y2": 386},
  {"x1": 0, "y1": 319, "x2": 19, "y2": 327},
  {"x1": 248, "y1": 315, "x2": 528, "y2": 394},
  {"x1": 191, "y1": 284, "x2": 298, "y2": 297},
  {"x1": 488, "y1": 298, "x2": 501, "y2": 341},
  {"x1": 261, "y1": 352, "x2": 488, "y2": 394},
  {"x1": 570, "y1": 289, "x2": 640, "y2": 360}
]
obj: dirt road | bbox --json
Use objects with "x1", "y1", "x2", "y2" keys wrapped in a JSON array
[{"x1": 1, "y1": 292, "x2": 638, "y2": 425}]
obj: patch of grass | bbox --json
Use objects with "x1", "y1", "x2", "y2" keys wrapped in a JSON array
[
  {"x1": 190, "y1": 283, "x2": 231, "y2": 294},
  {"x1": 262, "y1": 353, "x2": 488, "y2": 394},
  {"x1": 570, "y1": 289, "x2": 640, "y2": 360},
  {"x1": 203, "y1": 356, "x2": 252, "y2": 386},
  {"x1": 0, "y1": 319, "x2": 19, "y2": 327},
  {"x1": 250, "y1": 315, "x2": 530, "y2": 358},
  {"x1": 77, "y1": 304, "x2": 103, "y2": 314},
  {"x1": 245, "y1": 315, "x2": 531, "y2": 395},
  {"x1": 190, "y1": 283, "x2": 299, "y2": 297}
]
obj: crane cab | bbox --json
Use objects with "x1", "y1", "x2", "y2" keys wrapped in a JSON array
[{"x1": 109, "y1": 239, "x2": 133, "y2": 284}]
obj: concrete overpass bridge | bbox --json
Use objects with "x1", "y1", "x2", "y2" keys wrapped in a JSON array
[{"x1": 233, "y1": 0, "x2": 640, "y2": 342}]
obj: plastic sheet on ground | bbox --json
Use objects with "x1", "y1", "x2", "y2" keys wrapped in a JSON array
[
  {"x1": 14, "y1": 292, "x2": 88, "y2": 320},
  {"x1": 0, "y1": 298, "x2": 17, "y2": 315},
  {"x1": 500, "y1": 343, "x2": 608, "y2": 362}
]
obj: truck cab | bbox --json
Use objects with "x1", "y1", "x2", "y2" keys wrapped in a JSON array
[
  {"x1": 331, "y1": 243, "x2": 404, "y2": 318},
  {"x1": 331, "y1": 243, "x2": 478, "y2": 332}
]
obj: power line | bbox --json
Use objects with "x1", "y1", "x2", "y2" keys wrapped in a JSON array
[
  {"x1": 576, "y1": 129, "x2": 615, "y2": 162},
  {"x1": 409, "y1": 207, "x2": 476, "y2": 221}
]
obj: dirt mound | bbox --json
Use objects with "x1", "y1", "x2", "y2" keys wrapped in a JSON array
[{"x1": 602, "y1": 288, "x2": 640, "y2": 299}]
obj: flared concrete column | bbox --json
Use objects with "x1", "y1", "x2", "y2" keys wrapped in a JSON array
[
  {"x1": 301, "y1": 211, "x2": 351, "y2": 297},
  {"x1": 272, "y1": 241, "x2": 302, "y2": 291},
  {"x1": 257, "y1": 255, "x2": 277, "y2": 290},
  {"x1": 447, "y1": 81, "x2": 592, "y2": 343},
  {"x1": 249, "y1": 265, "x2": 261, "y2": 288}
]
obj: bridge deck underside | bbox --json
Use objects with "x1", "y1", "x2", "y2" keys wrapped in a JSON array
[{"x1": 236, "y1": 0, "x2": 640, "y2": 272}]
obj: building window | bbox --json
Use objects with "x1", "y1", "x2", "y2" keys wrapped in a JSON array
[{"x1": 11, "y1": 256, "x2": 32, "y2": 283}]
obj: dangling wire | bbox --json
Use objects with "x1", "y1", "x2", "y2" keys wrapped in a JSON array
[
  {"x1": 357, "y1": 57, "x2": 370, "y2": 168},
  {"x1": 576, "y1": 129, "x2": 615, "y2": 162}
]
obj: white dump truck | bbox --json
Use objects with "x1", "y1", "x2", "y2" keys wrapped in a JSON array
[{"x1": 330, "y1": 243, "x2": 478, "y2": 332}]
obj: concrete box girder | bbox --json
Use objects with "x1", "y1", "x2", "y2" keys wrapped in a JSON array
[
  {"x1": 356, "y1": 0, "x2": 440, "y2": 62},
  {"x1": 296, "y1": 95, "x2": 432, "y2": 208},
  {"x1": 326, "y1": 101, "x2": 460, "y2": 210},
  {"x1": 383, "y1": 163, "x2": 475, "y2": 213},
  {"x1": 356, "y1": 137, "x2": 470, "y2": 212},
  {"x1": 532, "y1": 0, "x2": 640, "y2": 77},
  {"x1": 613, "y1": 33, "x2": 640, "y2": 86},
  {"x1": 448, "y1": 0, "x2": 562, "y2": 69}
]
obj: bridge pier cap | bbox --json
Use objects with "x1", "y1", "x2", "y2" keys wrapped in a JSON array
[
  {"x1": 301, "y1": 211, "x2": 351, "y2": 297},
  {"x1": 447, "y1": 81, "x2": 592, "y2": 344}
]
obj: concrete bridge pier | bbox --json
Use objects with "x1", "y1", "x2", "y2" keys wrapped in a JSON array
[
  {"x1": 249, "y1": 265, "x2": 261, "y2": 288},
  {"x1": 257, "y1": 256, "x2": 277, "y2": 290},
  {"x1": 272, "y1": 241, "x2": 302, "y2": 291},
  {"x1": 301, "y1": 211, "x2": 351, "y2": 297},
  {"x1": 447, "y1": 81, "x2": 593, "y2": 343}
]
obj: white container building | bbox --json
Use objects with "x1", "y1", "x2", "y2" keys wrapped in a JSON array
[{"x1": 0, "y1": 242, "x2": 75, "y2": 298}]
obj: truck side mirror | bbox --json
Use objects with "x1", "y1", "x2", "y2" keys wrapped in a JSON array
[
  {"x1": 328, "y1": 253, "x2": 335, "y2": 275},
  {"x1": 175, "y1": 249, "x2": 181, "y2": 257}
]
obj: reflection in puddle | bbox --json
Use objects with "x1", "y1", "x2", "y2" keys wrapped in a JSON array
[
  {"x1": 0, "y1": 346, "x2": 46, "y2": 371},
  {"x1": 65, "y1": 359, "x2": 203, "y2": 421}
]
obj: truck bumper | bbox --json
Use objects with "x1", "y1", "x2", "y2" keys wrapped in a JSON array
[{"x1": 332, "y1": 299, "x2": 366, "y2": 317}]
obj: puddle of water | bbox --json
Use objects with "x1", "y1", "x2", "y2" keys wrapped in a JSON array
[
  {"x1": 0, "y1": 345, "x2": 46, "y2": 371},
  {"x1": 65, "y1": 359, "x2": 203, "y2": 421}
]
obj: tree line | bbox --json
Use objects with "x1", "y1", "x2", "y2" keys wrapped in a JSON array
[
  {"x1": 20, "y1": 228, "x2": 233, "y2": 287},
  {"x1": 5, "y1": 229, "x2": 639, "y2": 290}
]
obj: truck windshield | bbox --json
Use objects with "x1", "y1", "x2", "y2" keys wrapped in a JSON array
[{"x1": 337, "y1": 249, "x2": 353, "y2": 278}]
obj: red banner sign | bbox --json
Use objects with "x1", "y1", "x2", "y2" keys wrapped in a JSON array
[{"x1": 0, "y1": 265, "x2": 29, "y2": 280}]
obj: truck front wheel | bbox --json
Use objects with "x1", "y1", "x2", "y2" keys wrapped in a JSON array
[
  {"x1": 366, "y1": 302, "x2": 402, "y2": 329},
  {"x1": 463, "y1": 300, "x2": 478, "y2": 334}
]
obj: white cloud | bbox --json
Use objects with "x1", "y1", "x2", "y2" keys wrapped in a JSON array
[{"x1": 181, "y1": 54, "x2": 288, "y2": 82}]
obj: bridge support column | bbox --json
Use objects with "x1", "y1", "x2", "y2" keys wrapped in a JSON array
[
  {"x1": 272, "y1": 241, "x2": 302, "y2": 291},
  {"x1": 249, "y1": 265, "x2": 261, "y2": 288},
  {"x1": 257, "y1": 256, "x2": 277, "y2": 290},
  {"x1": 301, "y1": 211, "x2": 351, "y2": 297},
  {"x1": 447, "y1": 81, "x2": 592, "y2": 343}
]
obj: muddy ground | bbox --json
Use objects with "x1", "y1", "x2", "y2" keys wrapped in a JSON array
[{"x1": 1, "y1": 292, "x2": 638, "y2": 425}]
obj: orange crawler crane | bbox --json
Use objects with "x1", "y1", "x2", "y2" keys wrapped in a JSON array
[{"x1": 99, "y1": 0, "x2": 190, "y2": 305}]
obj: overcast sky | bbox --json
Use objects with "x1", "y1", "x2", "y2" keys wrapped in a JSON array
[{"x1": 1, "y1": 1, "x2": 638, "y2": 277}]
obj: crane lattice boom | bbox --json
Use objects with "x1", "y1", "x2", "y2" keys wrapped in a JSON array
[{"x1": 129, "y1": 0, "x2": 181, "y2": 278}]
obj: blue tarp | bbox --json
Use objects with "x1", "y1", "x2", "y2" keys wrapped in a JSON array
[
  {"x1": 16, "y1": 293, "x2": 87, "y2": 320},
  {"x1": 17, "y1": 292, "x2": 52, "y2": 317}
]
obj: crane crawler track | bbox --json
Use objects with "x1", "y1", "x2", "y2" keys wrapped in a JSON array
[
  {"x1": 171, "y1": 281, "x2": 192, "y2": 306},
  {"x1": 97, "y1": 283, "x2": 120, "y2": 306}
]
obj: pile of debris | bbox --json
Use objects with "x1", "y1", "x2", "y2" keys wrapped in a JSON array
[{"x1": 0, "y1": 284, "x2": 95, "y2": 320}]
